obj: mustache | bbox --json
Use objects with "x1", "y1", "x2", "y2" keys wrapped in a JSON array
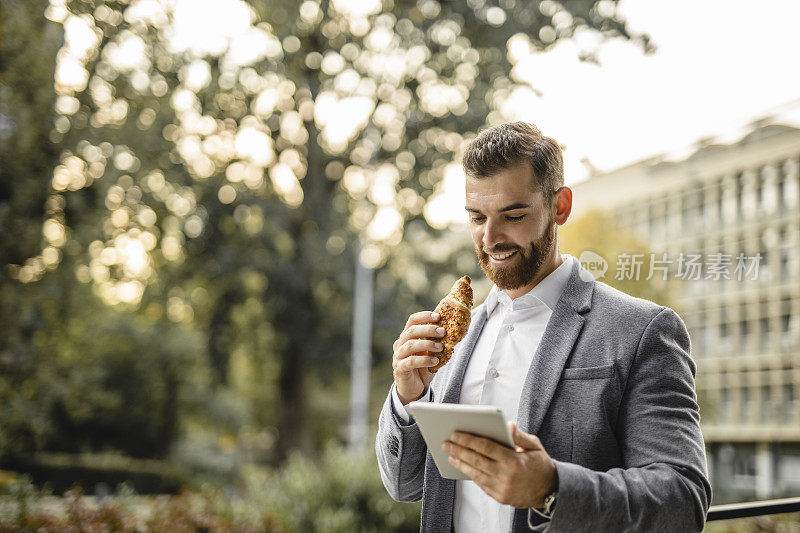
[{"x1": 481, "y1": 245, "x2": 520, "y2": 254}]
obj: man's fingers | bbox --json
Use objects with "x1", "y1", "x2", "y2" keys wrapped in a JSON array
[
  {"x1": 404, "y1": 311, "x2": 439, "y2": 330},
  {"x1": 393, "y1": 339, "x2": 443, "y2": 361},
  {"x1": 448, "y1": 457, "x2": 505, "y2": 504},
  {"x1": 448, "y1": 453, "x2": 492, "y2": 486},
  {"x1": 393, "y1": 313, "x2": 444, "y2": 352},
  {"x1": 395, "y1": 325, "x2": 446, "y2": 351},
  {"x1": 407, "y1": 324, "x2": 447, "y2": 340},
  {"x1": 393, "y1": 355, "x2": 440, "y2": 373},
  {"x1": 451, "y1": 432, "x2": 513, "y2": 462},
  {"x1": 445, "y1": 441, "x2": 495, "y2": 474}
]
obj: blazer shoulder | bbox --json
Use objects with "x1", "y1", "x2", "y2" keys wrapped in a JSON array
[
  {"x1": 587, "y1": 282, "x2": 690, "y2": 359},
  {"x1": 590, "y1": 280, "x2": 668, "y2": 323}
]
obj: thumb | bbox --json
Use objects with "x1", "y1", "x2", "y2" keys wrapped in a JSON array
[{"x1": 509, "y1": 421, "x2": 543, "y2": 451}]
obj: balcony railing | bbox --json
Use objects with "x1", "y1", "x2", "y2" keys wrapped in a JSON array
[{"x1": 707, "y1": 496, "x2": 800, "y2": 521}]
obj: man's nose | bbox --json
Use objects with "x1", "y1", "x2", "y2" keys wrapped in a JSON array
[{"x1": 482, "y1": 220, "x2": 504, "y2": 250}]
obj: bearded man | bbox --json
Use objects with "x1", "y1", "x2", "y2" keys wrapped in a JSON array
[{"x1": 376, "y1": 122, "x2": 711, "y2": 532}]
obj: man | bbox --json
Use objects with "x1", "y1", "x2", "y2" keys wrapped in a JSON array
[{"x1": 376, "y1": 122, "x2": 712, "y2": 532}]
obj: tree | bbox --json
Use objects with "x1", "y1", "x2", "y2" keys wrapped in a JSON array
[
  {"x1": 4, "y1": 0, "x2": 648, "y2": 458},
  {"x1": 0, "y1": 0, "x2": 68, "y2": 460},
  {"x1": 0, "y1": 0, "x2": 208, "y2": 464}
]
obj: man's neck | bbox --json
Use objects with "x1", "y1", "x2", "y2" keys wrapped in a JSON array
[{"x1": 503, "y1": 252, "x2": 565, "y2": 300}]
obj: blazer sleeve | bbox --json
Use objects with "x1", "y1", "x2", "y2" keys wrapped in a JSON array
[
  {"x1": 375, "y1": 384, "x2": 429, "y2": 502},
  {"x1": 543, "y1": 307, "x2": 712, "y2": 532}
]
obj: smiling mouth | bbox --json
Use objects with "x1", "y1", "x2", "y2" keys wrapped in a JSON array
[{"x1": 487, "y1": 250, "x2": 518, "y2": 265}]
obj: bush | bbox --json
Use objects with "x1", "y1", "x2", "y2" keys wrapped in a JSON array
[
  {"x1": 0, "y1": 444, "x2": 421, "y2": 532},
  {"x1": 6, "y1": 452, "x2": 186, "y2": 495},
  {"x1": 248, "y1": 442, "x2": 421, "y2": 533},
  {"x1": 0, "y1": 483, "x2": 282, "y2": 532}
]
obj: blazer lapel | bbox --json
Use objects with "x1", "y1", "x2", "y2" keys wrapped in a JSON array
[
  {"x1": 442, "y1": 305, "x2": 488, "y2": 404},
  {"x1": 518, "y1": 260, "x2": 594, "y2": 435},
  {"x1": 424, "y1": 306, "x2": 488, "y2": 533}
]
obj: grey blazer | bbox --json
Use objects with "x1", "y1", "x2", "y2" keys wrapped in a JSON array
[{"x1": 376, "y1": 259, "x2": 712, "y2": 532}]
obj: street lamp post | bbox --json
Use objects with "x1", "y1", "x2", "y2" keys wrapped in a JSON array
[{"x1": 348, "y1": 245, "x2": 374, "y2": 451}]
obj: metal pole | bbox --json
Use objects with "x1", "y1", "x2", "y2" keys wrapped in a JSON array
[
  {"x1": 348, "y1": 245, "x2": 374, "y2": 451},
  {"x1": 706, "y1": 496, "x2": 800, "y2": 521}
]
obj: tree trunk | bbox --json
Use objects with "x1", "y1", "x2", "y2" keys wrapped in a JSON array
[{"x1": 276, "y1": 337, "x2": 314, "y2": 458}]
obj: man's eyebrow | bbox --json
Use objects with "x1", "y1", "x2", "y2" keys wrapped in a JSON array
[
  {"x1": 498, "y1": 203, "x2": 532, "y2": 212},
  {"x1": 465, "y1": 203, "x2": 532, "y2": 213}
]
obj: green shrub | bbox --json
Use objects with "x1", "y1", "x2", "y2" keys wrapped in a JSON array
[
  {"x1": 0, "y1": 444, "x2": 421, "y2": 532},
  {"x1": 249, "y1": 443, "x2": 421, "y2": 533},
  {"x1": 7, "y1": 452, "x2": 185, "y2": 495},
  {"x1": 0, "y1": 484, "x2": 283, "y2": 532}
]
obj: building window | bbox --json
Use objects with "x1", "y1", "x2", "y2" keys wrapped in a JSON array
[
  {"x1": 721, "y1": 388, "x2": 732, "y2": 424},
  {"x1": 761, "y1": 385, "x2": 773, "y2": 423},
  {"x1": 780, "y1": 245, "x2": 791, "y2": 283},
  {"x1": 742, "y1": 387, "x2": 752, "y2": 423},
  {"x1": 735, "y1": 174, "x2": 744, "y2": 216},
  {"x1": 739, "y1": 319, "x2": 750, "y2": 347},
  {"x1": 697, "y1": 189, "x2": 706, "y2": 221},
  {"x1": 760, "y1": 249, "x2": 770, "y2": 283},
  {"x1": 781, "y1": 298, "x2": 794, "y2": 350},
  {"x1": 702, "y1": 325, "x2": 713, "y2": 356},
  {"x1": 732, "y1": 444, "x2": 757, "y2": 478},
  {"x1": 682, "y1": 195, "x2": 692, "y2": 231},
  {"x1": 783, "y1": 384, "x2": 796, "y2": 424},
  {"x1": 759, "y1": 316, "x2": 771, "y2": 352},
  {"x1": 755, "y1": 177, "x2": 763, "y2": 210},
  {"x1": 781, "y1": 314, "x2": 794, "y2": 351}
]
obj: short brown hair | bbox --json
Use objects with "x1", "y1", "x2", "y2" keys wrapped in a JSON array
[{"x1": 462, "y1": 122, "x2": 564, "y2": 200}]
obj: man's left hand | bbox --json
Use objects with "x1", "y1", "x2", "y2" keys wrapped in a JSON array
[{"x1": 443, "y1": 422, "x2": 557, "y2": 508}]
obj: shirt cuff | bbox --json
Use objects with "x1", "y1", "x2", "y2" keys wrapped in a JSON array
[{"x1": 391, "y1": 383, "x2": 432, "y2": 424}]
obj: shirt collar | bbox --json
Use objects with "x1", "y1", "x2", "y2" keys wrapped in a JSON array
[{"x1": 484, "y1": 254, "x2": 575, "y2": 315}]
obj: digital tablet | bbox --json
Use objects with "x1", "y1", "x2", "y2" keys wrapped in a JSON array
[{"x1": 407, "y1": 402, "x2": 514, "y2": 480}]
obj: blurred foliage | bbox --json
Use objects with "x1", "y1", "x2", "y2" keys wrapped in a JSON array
[
  {"x1": 10, "y1": 453, "x2": 185, "y2": 495},
  {"x1": 3, "y1": 463, "x2": 798, "y2": 532},
  {"x1": 249, "y1": 443, "x2": 421, "y2": 532},
  {"x1": 0, "y1": 483, "x2": 282, "y2": 532},
  {"x1": 0, "y1": 444, "x2": 421, "y2": 532},
  {"x1": 704, "y1": 513, "x2": 800, "y2": 533},
  {"x1": 560, "y1": 208, "x2": 673, "y2": 307},
  {"x1": 1, "y1": 0, "x2": 644, "y2": 492}
]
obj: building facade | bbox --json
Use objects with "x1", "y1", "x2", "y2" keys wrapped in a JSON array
[{"x1": 571, "y1": 123, "x2": 800, "y2": 504}]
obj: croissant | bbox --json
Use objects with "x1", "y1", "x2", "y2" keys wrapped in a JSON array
[{"x1": 428, "y1": 275, "x2": 473, "y2": 373}]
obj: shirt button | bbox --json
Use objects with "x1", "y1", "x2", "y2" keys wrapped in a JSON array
[
  {"x1": 507, "y1": 325, "x2": 514, "y2": 331},
  {"x1": 489, "y1": 368, "x2": 499, "y2": 379}
]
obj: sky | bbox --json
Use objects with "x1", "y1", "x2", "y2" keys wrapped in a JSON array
[{"x1": 507, "y1": 0, "x2": 800, "y2": 185}]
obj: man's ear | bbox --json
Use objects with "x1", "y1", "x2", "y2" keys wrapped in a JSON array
[{"x1": 553, "y1": 186, "x2": 572, "y2": 225}]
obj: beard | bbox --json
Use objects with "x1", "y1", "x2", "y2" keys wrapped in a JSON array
[{"x1": 476, "y1": 218, "x2": 556, "y2": 291}]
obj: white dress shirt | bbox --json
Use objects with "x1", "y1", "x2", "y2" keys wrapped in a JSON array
[{"x1": 392, "y1": 254, "x2": 574, "y2": 532}]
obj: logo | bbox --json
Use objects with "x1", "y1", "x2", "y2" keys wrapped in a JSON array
[{"x1": 578, "y1": 250, "x2": 607, "y2": 281}]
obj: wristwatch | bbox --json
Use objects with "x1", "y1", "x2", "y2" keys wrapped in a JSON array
[{"x1": 538, "y1": 490, "x2": 558, "y2": 518}]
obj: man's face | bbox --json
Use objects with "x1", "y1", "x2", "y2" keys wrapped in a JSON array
[{"x1": 465, "y1": 163, "x2": 556, "y2": 293}]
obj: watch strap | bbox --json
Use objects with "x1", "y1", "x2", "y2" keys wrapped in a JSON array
[{"x1": 537, "y1": 490, "x2": 558, "y2": 518}]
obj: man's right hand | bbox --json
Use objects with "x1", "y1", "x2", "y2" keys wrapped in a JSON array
[{"x1": 392, "y1": 311, "x2": 446, "y2": 405}]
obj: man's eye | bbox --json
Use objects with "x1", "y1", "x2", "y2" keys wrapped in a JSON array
[
  {"x1": 505, "y1": 215, "x2": 525, "y2": 221},
  {"x1": 470, "y1": 216, "x2": 486, "y2": 223}
]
